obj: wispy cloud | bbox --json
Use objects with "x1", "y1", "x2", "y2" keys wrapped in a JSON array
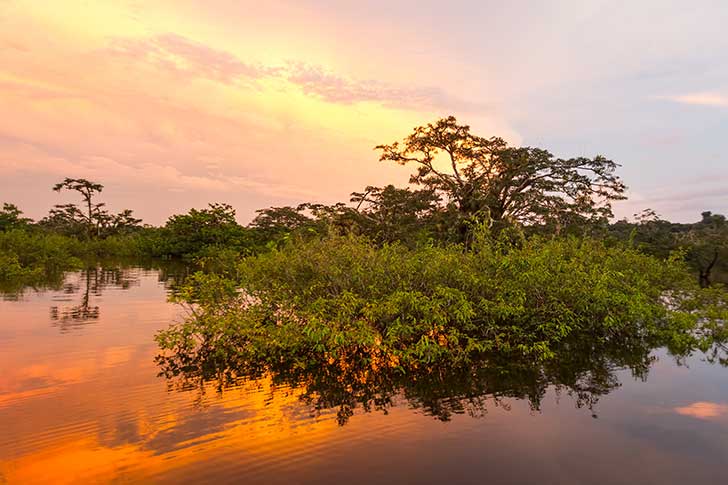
[
  {"x1": 656, "y1": 92, "x2": 728, "y2": 108},
  {"x1": 284, "y1": 62, "x2": 485, "y2": 112},
  {"x1": 105, "y1": 34, "x2": 484, "y2": 113},
  {"x1": 108, "y1": 34, "x2": 277, "y2": 83}
]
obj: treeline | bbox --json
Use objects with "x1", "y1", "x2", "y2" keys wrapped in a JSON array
[
  {"x1": 1, "y1": 116, "x2": 726, "y2": 288},
  {"x1": 4, "y1": 115, "x2": 727, "y2": 374}
]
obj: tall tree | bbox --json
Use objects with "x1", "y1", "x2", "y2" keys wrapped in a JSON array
[
  {"x1": 52, "y1": 178, "x2": 105, "y2": 238},
  {"x1": 377, "y1": 116, "x2": 626, "y2": 238}
]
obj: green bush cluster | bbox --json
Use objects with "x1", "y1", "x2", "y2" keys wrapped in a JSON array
[
  {"x1": 0, "y1": 229, "x2": 158, "y2": 289},
  {"x1": 157, "y1": 232, "x2": 719, "y2": 372},
  {"x1": 0, "y1": 230, "x2": 83, "y2": 274}
]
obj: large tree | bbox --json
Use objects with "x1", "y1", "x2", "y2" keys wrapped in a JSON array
[{"x1": 376, "y1": 116, "x2": 626, "y2": 236}]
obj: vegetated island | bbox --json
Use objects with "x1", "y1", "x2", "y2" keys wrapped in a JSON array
[{"x1": 2, "y1": 117, "x2": 727, "y2": 380}]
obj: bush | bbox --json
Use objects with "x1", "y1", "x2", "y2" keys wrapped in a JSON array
[
  {"x1": 0, "y1": 229, "x2": 83, "y2": 291},
  {"x1": 157, "y1": 233, "x2": 716, "y2": 373}
]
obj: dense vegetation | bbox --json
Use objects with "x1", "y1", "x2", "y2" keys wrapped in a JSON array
[
  {"x1": 157, "y1": 231, "x2": 727, "y2": 367},
  {"x1": 2, "y1": 117, "x2": 727, "y2": 377}
]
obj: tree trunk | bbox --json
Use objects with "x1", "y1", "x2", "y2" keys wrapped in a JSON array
[{"x1": 699, "y1": 248, "x2": 719, "y2": 288}]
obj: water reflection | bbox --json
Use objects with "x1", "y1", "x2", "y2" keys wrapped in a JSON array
[
  {"x1": 2, "y1": 261, "x2": 191, "y2": 331},
  {"x1": 674, "y1": 401, "x2": 728, "y2": 420},
  {"x1": 3, "y1": 267, "x2": 728, "y2": 484},
  {"x1": 48, "y1": 268, "x2": 138, "y2": 330},
  {"x1": 157, "y1": 334, "x2": 676, "y2": 426}
]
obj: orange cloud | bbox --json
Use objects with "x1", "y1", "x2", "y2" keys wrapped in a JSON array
[{"x1": 674, "y1": 401, "x2": 728, "y2": 420}]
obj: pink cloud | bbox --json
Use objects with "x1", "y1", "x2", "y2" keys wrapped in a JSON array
[
  {"x1": 657, "y1": 92, "x2": 728, "y2": 108},
  {"x1": 284, "y1": 61, "x2": 485, "y2": 112},
  {"x1": 105, "y1": 34, "x2": 483, "y2": 112},
  {"x1": 107, "y1": 33, "x2": 276, "y2": 84},
  {"x1": 674, "y1": 401, "x2": 728, "y2": 420}
]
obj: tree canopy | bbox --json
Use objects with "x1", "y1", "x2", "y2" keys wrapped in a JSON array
[
  {"x1": 0, "y1": 203, "x2": 31, "y2": 232},
  {"x1": 43, "y1": 178, "x2": 142, "y2": 238},
  {"x1": 377, "y1": 116, "x2": 626, "y2": 236}
]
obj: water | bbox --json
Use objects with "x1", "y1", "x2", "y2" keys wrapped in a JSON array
[{"x1": 1, "y1": 266, "x2": 728, "y2": 484}]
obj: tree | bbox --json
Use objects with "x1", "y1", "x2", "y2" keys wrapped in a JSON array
[
  {"x1": 47, "y1": 178, "x2": 142, "y2": 238},
  {"x1": 350, "y1": 185, "x2": 439, "y2": 244},
  {"x1": 629, "y1": 209, "x2": 679, "y2": 259},
  {"x1": 250, "y1": 206, "x2": 317, "y2": 236},
  {"x1": 111, "y1": 209, "x2": 143, "y2": 234},
  {"x1": 377, "y1": 116, "x2": 626, "y2": 239},
  {"x1": 249, "y1": 203, "x2": 359, "y2": 245},
  {"x1": 39, "y1": 204, "x2": 88, "y2": 237},
  {"x1": 0, "y1": 203, "x2": 31, "y2": 231},
  {"x1": 681, "y1": 211, "x2": 728, "y2": 287},
  {"x1": 163, "y1": 203, "x2": 248, "y2": 257},
  {"x1": 53, "y1": 178, "x2": 105, "y2": 238}
]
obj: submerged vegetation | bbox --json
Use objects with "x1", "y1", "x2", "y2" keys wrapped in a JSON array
[{"x1": 156, "y1": 232, "x2": 727, "y2": 370}]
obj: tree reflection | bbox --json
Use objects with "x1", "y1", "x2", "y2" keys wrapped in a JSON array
[
  {"x1": 49, "y1": 267, "x2": 139, "y2": 331},
  {"x1": 45, "y1": 262, "x2": 190, "y2": 331},
  {"x1": 155, "y1": 334, "x2": 674, "y2": 426}
]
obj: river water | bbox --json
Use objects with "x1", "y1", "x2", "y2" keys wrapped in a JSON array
[{"x1": 1, "y1": 265, "x2": 728, "y2": 484}]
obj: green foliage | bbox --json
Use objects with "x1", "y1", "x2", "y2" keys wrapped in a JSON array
[
  {"x1": 156, "y1": 203, "x2": 252, "y2": 259},
  {"x1": 0, "y1": 203, "x2": 31, "y2": 232},
  {"x1": 248, "y1": 203, "x2": 359, "y2": 247},
  {"x1": 376, "y1": 116, "x2": 626, "y2": 241},
  {"x1": 608, "y1": 210, "x2": 728, "y2": 286},
  {"x1": 0, "y1": 227, "x2": 157, "y2": 291},
  {"x1": 0, "y1": 229, "x2": 83, "y2": 290},
  {"x1": 682, "y1": 211, "x2": 728, "y2": 287},
  {"x1": 41, "y1": 177, "x2": 143, "y2": 239},
  {"x1": 349, "y1": 185, "x2": 440, "y2": 246},
  {"x1": 157, "y1": 233, "x2": 713, "y2": 374}
]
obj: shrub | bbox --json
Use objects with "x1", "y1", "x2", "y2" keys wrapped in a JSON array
[{"x1": 157, "y1": 233, "x2": 715, "y2": 372}]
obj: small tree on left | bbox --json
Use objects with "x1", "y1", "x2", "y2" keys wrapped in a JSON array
[{"x1": 44, "y1": 178, "x2": 141, "y2": 238}]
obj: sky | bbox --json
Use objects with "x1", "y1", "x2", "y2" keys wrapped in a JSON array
[{"x1": 1, "y1": 0, "x2": 726, "y2": 224}]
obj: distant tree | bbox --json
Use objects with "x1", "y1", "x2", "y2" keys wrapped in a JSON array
[
  {"x1": 250, "y1": 206, "x2": 316, "y2": 235},
  {"x1": 630, "y1": 209, "x2": 679, "y2": 259},
  {"x1": 0, "y1": 203, "x2": 31, "y2": 231},
  {"x1": 39, "y1": 203, "x2": 88, "y2": 237},
  {"x1": 681, "y1": 211, "x2": 728, "y2": 287},
  {"x1": 350, "y1": 185, "x2": 439, "y2": 244},
  {"x1": 377, "y1": 116, "x2": 626, "y2": 240},
  {"x1": 701, "y1": 211, "x2": 727, "y2": 226},
  {"x1": 163, "y1": 203, "x2": 248, "y2": 257},
  {"x1": 110, "y1": 209, "x2": 143, "y2": 234},
  {"x1": 249, "y1": 203, "x2": 358, "y2": 244},
  {"x1": 45, "y1": 178, "x2": 142, "y2": 238},
  {"x1": 52, "y1": 178, "x2": 105, "y2": 238}
]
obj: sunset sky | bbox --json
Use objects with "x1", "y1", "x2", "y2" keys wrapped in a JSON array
[{"x1": 1, "y1": 0, "x2": 726, "y2": 224}]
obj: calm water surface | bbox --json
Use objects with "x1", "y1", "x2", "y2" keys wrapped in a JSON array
[{"x1": 1, "y1": 266, "x2": 728, "y2": 484}]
